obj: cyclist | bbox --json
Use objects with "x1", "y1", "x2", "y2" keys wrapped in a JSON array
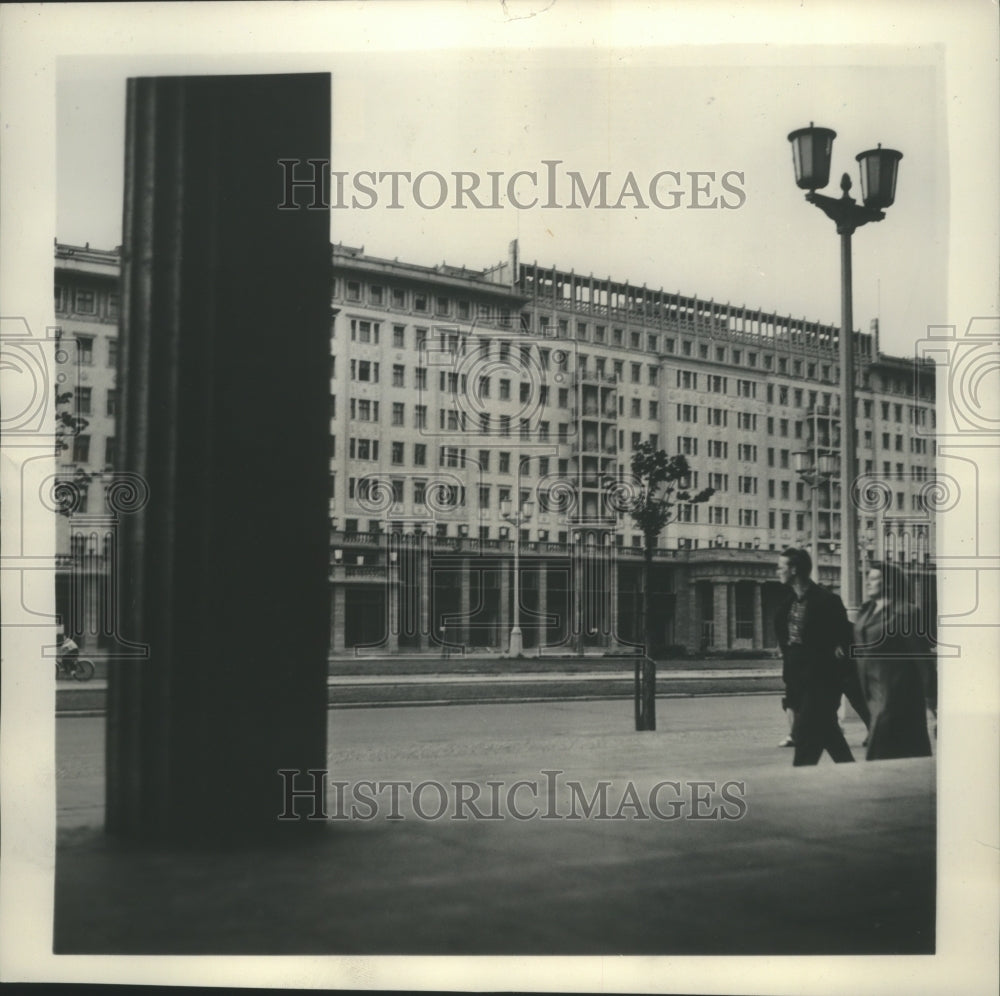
[{"x1": 58, "y1": 634, "x2": 80, "y2": 674}]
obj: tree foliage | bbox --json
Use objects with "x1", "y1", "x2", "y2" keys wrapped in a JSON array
[
  {"x1": 54, "y1": 387, "x2": 93, "y2": 516},
  {"x1": 628, "y1": 441, "x2": 714, "y2": 552}
]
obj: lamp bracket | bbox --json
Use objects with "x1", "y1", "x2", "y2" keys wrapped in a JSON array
[{"x1": 805, "y1": 177, "x2": 885, "y2": 235}]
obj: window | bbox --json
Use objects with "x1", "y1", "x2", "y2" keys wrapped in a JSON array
[
  {"x1": 739, "y1": 508, "x2": 758, "y2": 527},
  {"x1": 678, "y1": 370, "x2": 697, "y2": 390},
  {"x1": 499, "y1": 452, "x2": 511, "y2": 473},
  {"x1": 499, "y1": 379, "x2": 511, "y2": 400},
  {"x1": 709, "y1": 506, "x2": 729, "y2": 525},
  {"x1": 77, "y1": 387, "x2": 92, "y2": 415},
  {"x1": 737, "y1": 412, "x2": 756, "y2": 431},
  {"x1": 352, "y1": 359, "x2": 378, "y2": 382},
  {"x1": 631, "y1": 432, "x2": 642, "y2": 450},
  {"x1": 738, "y1": 476, "x2": 757, "y2": 495},
  {"x1": 706, "y1": 408, "x2": 727, "y2": 427},
  {"x1": 392, "y1": 364, "x2": 405, "y2": 387},
  {"x1": 558, "y1": 388, "x2": 569, "y2": 408},
  {"x1": 649, "y1": 401, "x2": 658, "y2": 420},
  {"x1": 737, "y1": 379, "x2": 756, "y2": 399},
  {"x1": 709, "y1": 472, "x2": 728, "y2": 491},
  {"x1": 737, "y1": 443, "x2": 757, "y2": 461},
  {"x1": 346, "y1": 281, "x2": 361, "y2": 301},
  {"x1": 677, "y1": 503, "x2": 698, "y2": 523},
  {"x1": 106, "y1": 389, "x2": 118, "y2": 416},
  {"x1": 414, "y1": 293, "x2": 427, "y2": 313},
  {"x1": 708, "y1": 440, "x2": 728, "y2": 459},
  {"x1": 413, "y1": 480, "x2": 426, "y2": 504},
  {"x1": 478, "y1": 450, "x2": 490, "y2": 472},
  {"x1": 479, "y1": 485, "x2": 490, "y2": 508},
  {"x1": 677, "y1": 435, "x2": 698, "y2": 456},
  {"x1": 392, "y1": 402, "x2": 404, "y2": 426},
  {"x1": 677, "y1": 404, "x2": 698, "y2": 423},
  {"x1": 414, "y1": 405, "x2": 427, "y2": 429},
  {"x1": 707, "y1": 374, "x2": 726, "y2": 393},
  {"x1": 631, "y1": 363, "x2": 641, "y2": 384},
  {"x1": 76, "y1": 336, "x2": 94, "y2": 365},
  {"x1": 108, "y1": 338, "x2": 118, "y2": 368},
  {"x1": 414, "y1": 444, "x2": 427, "y2": 466},
  {"x1": 389, "y1": 441, "x2": 404, "y2": 465},
  {"x1": 75, "y1": 289, "x2": 97, "y2": 314},
  {"x1": 104, "y1": 437, "x2": 115, "y2": 467},
  {"x1": 72, "y1": 434, "x2": 90, "y2": 463},
  {"x1": 350, "y1": 319, "x2": 380, "y2": 345},
  {"x1": 500, "y1": 415, "x2": 511, "y2": 437},
  {"x1": 648, "y1": 366, "x2": 659, "y2": 386},
  {"x1": 631, "y1": 398, "x2": 642, "y2": 418}
]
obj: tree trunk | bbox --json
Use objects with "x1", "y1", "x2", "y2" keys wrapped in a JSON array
[{"x1": 635, "y1": 544, "x2": 657, "y2": 731}]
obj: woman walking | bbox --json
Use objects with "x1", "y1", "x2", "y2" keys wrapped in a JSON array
[{"x1": 853, "y1": 563, "x2": 933, "y2": 761}]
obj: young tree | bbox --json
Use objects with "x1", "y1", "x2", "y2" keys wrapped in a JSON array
[
  {"x1": 54, "y1": 386, "x2": 93, "y2": 516},
  {"x1": 627, "y1": 442, "x2": 714, "y2": 731}
]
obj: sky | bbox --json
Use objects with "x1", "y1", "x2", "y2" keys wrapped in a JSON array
[{"x1": 57, "y1": 46, "x2": 948, "y2": 359}]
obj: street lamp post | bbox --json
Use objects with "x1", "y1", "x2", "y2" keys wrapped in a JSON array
[
  {"x1": 787, "y1": 124, "x2": 902, "y2": 615},
  {"x1": 793, "y1": 450, "x2": 838, "y2": 581},
  {"x1": 500, "y1": 497, "x2": 534, "y2": 656}
]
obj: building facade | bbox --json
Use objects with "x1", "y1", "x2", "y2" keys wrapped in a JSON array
[{"x1": 54, "y1": 240, "x2": 937, "y2": 654}]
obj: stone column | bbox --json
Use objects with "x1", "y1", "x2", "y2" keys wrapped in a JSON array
[
  {"x1": 107, "y1": 73, "x2": 332, "y2": 842},
  {"x1": 499, "y1": 558, "x2": 510, "y2": 652},
  {"x1": 387, "y1": 562, "x2": 400, "y2": 653},
  {"x1": 727, "y1": 582, "x2": 737, "y2": 647},
  {"x1": 752, "y1": 582, "x2": 764, "y2": 649},
  {"x1": 331, "y1": 584, "x2": 346, "y2": 653},
  {"x1": 673, "y1": 569, "x2": 693, "y2": 652},
  {"x1": 537, "y1": 559, "x2": 548, "y2": 653},
  {"x1": 459, "y1": 558, "x2": 471, "y2": 650},
  {"x1": 712, "y1": 582, "x2": 730, "y2": 650},
  {"x1": 418, "y1": 545, "x2": 431, "y2": 650}
]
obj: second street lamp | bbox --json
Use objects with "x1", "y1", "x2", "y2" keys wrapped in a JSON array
[
  {"x1": 787, "y1": 123, "x2": 902, "y2": 614},
  {"x1": 793, "y1": 449, "x2": 838, "y2": 582},
  {"x1": 500, "y1": 496, "x2": 534, "y2": 656}
]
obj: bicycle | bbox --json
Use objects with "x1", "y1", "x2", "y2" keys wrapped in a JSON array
[{"x1": 55, "y1": 655, "x2": 95, "y2": 681}]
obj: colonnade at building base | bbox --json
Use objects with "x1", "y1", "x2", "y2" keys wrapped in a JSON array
[{"x1": 327, "y1": 555, "x2": 790, "y2": 656}]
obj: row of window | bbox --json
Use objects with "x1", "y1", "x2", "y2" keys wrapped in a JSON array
[
  {"x1": 56, "y1": 332, "x2": 117, "y2": 368},
  {"x1": 338, "y1": 278, "x2": 852, "y2": 384},
  {"x1": 55, "y1": 286, "x2": 119, "y2": 320},
  {"x1": 73, "y1": 388, "x2": 118, "y2": 416},
  {"x1": 340, "y1": 279, "x2": 507, "y2": 323},
  {"x1": 65, "y1": 435, "x2": 115, "y2": 466}
]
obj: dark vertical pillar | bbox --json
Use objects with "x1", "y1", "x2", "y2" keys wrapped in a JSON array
[{"x1": 108, "y1": 74, "x2": 332, "y2": 842}]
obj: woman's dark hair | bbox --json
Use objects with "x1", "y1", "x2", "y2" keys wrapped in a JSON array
[{"x1": 870, "y1": 561, "x2": 910, "y2": 603}]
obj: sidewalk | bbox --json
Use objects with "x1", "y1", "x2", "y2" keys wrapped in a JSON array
[{"x1": 53, "y1": 697, "x2": 935, "y2": 956}]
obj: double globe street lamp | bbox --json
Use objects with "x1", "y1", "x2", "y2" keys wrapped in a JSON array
[
  {"x1": 793, "y1": 449, "x2": 838, "y2": 583},
  {"x1": 500, "y1": 496, "x2": 534, "y2": 656},
  {"x1": 787, "y1": 124, "x2": 902, "y2": 613}
]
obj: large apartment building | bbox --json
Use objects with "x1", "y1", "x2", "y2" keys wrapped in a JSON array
[{"x1": 54, "y1": 239, "x2": 937, "y2": 654}]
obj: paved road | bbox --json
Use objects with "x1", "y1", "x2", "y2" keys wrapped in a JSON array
[{"x1": 56, "y1": 695, "x2": 867, "y2": 829}]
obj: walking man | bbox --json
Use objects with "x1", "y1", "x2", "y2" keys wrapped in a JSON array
[{"x1": 774, "y1": 547, "x2": 856, "y2": 766}]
